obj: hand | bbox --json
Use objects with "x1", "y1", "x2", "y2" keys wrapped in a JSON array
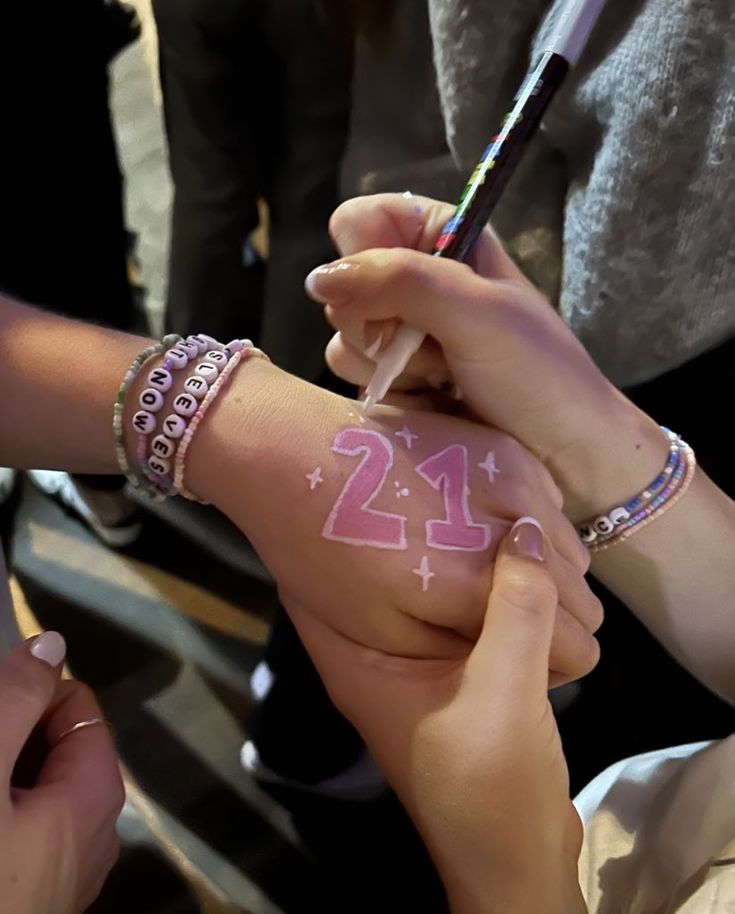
[
  {"x1": 289, "y1": 518, "x2": 589, "y2": 914},
  {"x1": 1, "y1": 633, "x2": 124, "y2": 914},
  {"x1": 306, "y1": 192, "x2": 666, "y2": 520},
  {"x1": 193, "y1": 361, "x2": 601, "y2": 685}
]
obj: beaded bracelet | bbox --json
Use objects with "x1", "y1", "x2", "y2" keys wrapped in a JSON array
[
  {"x1": 174, "y1": 342, "x2": 269, "y2": 503},
  {"x1": 142, "y1": 339, "x2": 238, "y2": 492},
  {"x1": 578, "y1": 427, "x2": 696, "y2": 552},
  {"x1": 113, "y1": 333, "x2": 181, "y2": 499},
  {"x1": 134, "y1": 335, "x2": 226, "y2": 494},
  {"x1": 588, "y1": 445, "x2": 696, "y2": 554}
]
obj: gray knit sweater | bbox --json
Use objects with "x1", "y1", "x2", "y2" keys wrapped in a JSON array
[{"x1": 341, "y1": 0, "x2": 735, "y2": 387}]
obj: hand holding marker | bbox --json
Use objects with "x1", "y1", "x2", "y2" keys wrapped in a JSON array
[{"x1": 361, "y1": 0, "x2": 608, "y2": 414}]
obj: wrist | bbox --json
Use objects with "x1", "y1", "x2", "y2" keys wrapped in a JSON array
[
  {"x1": 546, "y1": 388, "x2": 668, "y2": 524},
  {"x1": 184, "y1": 357, "x2": 300, "y2": 510}
]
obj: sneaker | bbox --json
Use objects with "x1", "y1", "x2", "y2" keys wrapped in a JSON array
[
  {"x1": 240, "y1": 737, "x2": 386, "y2": 802},
  {"x1": 27, "y1": 470, "x2": 142, "y2": 548},
  {"x1": 0, "y1": 468, "x2": 17, "y2": 506},
  {"x1": 241, "y1": 660, "x2": 387, "y2": 802}
]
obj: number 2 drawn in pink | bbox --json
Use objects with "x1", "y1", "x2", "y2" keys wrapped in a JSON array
[
  {"x1": 322, "y1": 428, "x2": 408, "y2": 549},
  {"x1": 415, "y1": 445, "x2": 491, "y2": 551}
]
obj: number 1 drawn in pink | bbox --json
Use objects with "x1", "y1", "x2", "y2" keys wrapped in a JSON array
[
  {"x1": 322, "y1": 428, "x2": 408, "y2": 549},
  {"x1": 415, "y1": 445, "x2": 491, "y2": 551}
]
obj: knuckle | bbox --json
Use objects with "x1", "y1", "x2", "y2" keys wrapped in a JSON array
[
  {"x1": 579, "y1": 633, "x2": 601, "y2": 676},
  {"x1": 328, "y1": 202, "x2": 352, "y2": 243},
  {"x1": 587, "y1": 594, "x2": 605, "y2": 633},
  {"x1": 381, "y1": 250, "x2": 429, "y2": 289}
]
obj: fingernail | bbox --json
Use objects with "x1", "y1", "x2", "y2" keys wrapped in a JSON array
[
  {"x1": 363, "y1": 329, "x2": 384, "y2": 360},
  {"x1": 29, "y1": 631, "x2": 66, "y2": 668},
  {"x1": 304, "y1": 261, "x2": 359, "y2": 302},
  {"x1": 508, "y1": 517, "x2": 545, "y2": 562}
]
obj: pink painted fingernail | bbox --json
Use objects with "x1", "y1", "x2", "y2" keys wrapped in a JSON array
[
  {"x1": 29, "y1": 631, "x2": 67, "y2": 668},
  {"x1": 508, "y1": 517, "x2": 545, "y2": 562}
]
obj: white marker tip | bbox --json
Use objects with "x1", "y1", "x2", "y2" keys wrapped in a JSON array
[{"x1": 361, "y1": 394, "x2": 376, "y2": 416}]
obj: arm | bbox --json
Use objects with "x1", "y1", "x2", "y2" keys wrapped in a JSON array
[
  {"x1": 0, "y1": 294, "x2": 599, "y2": 678},
  {"x1": 311, "y1": 192, "x2": 735, "y2": 702}
]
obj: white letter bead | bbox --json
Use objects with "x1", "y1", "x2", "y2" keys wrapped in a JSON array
[
  {"x1": 225, "y1": 339, "x2": 245, "y2": 353},
  {"x1": 177, "y1": 340, "x2": 199, "y2": 359},
  {"x1": 173, "y1": 393, "x2": 198, "y2": 417},
  {"x1": 148, "y1": 367, "x2": 173, "y2": 392},
  {"x1": 163, "y1": 414, "x2": 187, "y2": 439},
  {"x1": 132, "y1": 410, "x2": 157, "y2": 434},
  {"x1": 140, "y1": 388, "x2": 165, "y2": 412},
  {"x1": 195, "y1": 362, "x2": 219, "y2": 381},
  {"x1": 187, "y1": 335, "x2": 208, "y2": 354},
  {"x1": 609, "y1": 507, "x2": 631, "y2": 526},
  {"x1": 184, "y1": 375, "x2": 209, "y2": 399},
  {"x1": 593, "y1": 515, "x2": 615, "y2": 536},
  {"x1": 152, "y1": 435, "x2": 176, "y2": 459},
  {"x1": 165, "y1": 348, "x2": 189, "y2": 369},
  {"x1": 148, "y1": 455, "x2": 171, "y2": 476},
  {"x1": 579, "y1": 524, "x2": 597, "y2": 544},
  {"x1": 200, "y1": 334, "x2": 222, "y2": 349},
  {"x1": 206, "y1": 350, "x2": 228, "y2": 365}
]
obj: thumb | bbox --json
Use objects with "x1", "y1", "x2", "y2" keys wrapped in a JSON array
[
  {"x1": 0, "y1": 632, "x2": 66, "y2": 784},
  {"x1": 466, "y1": 517, "x2": 557, "y2": 704}
]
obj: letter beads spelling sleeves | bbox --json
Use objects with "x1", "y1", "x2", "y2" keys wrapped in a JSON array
[{"x1": 173, "y1": 342, "x2": 269, "y2": 503}]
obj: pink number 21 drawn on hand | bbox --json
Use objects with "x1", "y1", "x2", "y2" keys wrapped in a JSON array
[
  {"x1": 322, "y1": 428, "x2": 408, "y2": 549},
  {"x1": 322, "y1": 430, "x2": 491, "y2": 553},
  {"x1": 415, "y1": 445, "x2": 491, "y2": 551}
]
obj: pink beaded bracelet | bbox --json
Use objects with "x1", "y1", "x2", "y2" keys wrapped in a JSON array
[
  {"x1": 588, "y1": 444, "x2": 696, "y2": 554},
  {"x1": 133, "y1": 335, "x2": 226, "y2": 493},
  {"x1": 113, "y1": 333, "x2": 181, "y2": 500},
  {"x1": 578, "y1": 428, "x2": 697, "y2": 553},
  {"x1": 173, "y1": 342, "x2": 269, "y2": 502}
]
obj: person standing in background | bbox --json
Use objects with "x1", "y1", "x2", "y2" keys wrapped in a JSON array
[
  {"x1": 0, "y1": 0, "x2": 145, "y2": 546},
  {"x1": 153, "y1": 0, "x2": 351, "y2": 384}
]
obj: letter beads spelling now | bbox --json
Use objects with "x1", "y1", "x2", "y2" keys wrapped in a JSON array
[
  {"x1": 113, "y1": 333, "x2": 181, "y2": 500},
  {"x1": 114, "y1": 334, "x2": 267, "y2": 502}
]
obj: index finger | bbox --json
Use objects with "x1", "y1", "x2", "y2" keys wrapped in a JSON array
[
  {"x1": 33, "y1": 680, "x2": 124, "y2": 826},
  {"x1": 0, "y1": 634, "x2": 65, "y2": 786},
  {"x1": 329, "y1": 192, "x2": 524, "y2": 282}
]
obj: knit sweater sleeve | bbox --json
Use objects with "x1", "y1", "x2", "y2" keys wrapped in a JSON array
[
  {"x1": 429, "y1": 0, "x2": 735, "y2": 386},
  {"x1": 540, "y1": 0, "x2": 735, "y2": 385}
]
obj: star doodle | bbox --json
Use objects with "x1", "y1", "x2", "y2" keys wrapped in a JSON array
[
  {"x1": 412, "y1": 555, "x2": 436, "y2": 592},
  {"x1": 306, "y1": 467, "x2": 324, "y2": 490},
  {"x1": 478, "y1": 451, "x2": 500, "y2": 483},
  {"x1": 395, "y1": 426, "x2": 419, "y2": 449}
]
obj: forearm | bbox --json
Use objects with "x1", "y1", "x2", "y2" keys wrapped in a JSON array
[
  {"x1": 550, "y1": 394, "x2": 735, "y2": 701},
  {"x1": 0, "y1": 295, "x2": 281, "y2": 509},
  {"x1": 0, "y1": 295, "x2": 151, "y2": 473},
  {"x1": 592, "y1": 468, "x2": 735, "y2": 700}
]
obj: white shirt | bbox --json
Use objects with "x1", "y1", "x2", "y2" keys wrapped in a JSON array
[{"x1": 575, "y1": 736, "x2": 735, "y2": 912}]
